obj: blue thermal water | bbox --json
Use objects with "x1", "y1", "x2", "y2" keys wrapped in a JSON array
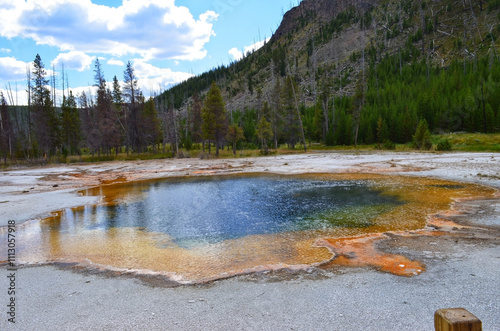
[{"x1": 62, "y1": 175, "x2": 402, "y2": 248}]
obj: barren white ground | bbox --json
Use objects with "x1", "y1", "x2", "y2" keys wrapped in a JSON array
[{"x1": 1, "y1": 152, "x2": 499, "y2": 330}]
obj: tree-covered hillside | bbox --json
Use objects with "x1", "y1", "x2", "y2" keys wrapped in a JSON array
[
  {"x1": 163, "y1": 0, "x2": 500, "y2": 110},
  {"x1": 154, "y1": 0, "x2": 500, "y2": 149},
  {"x1": 1, "y1": 0, "x2": 499, "y2": 163}
]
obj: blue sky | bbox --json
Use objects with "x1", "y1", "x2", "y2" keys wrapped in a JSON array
[{"x1": 0, "y1": 0, "x2": 297, "y2": 105}]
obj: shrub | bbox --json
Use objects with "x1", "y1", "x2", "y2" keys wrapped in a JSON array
[
  {"x1": 181, "y1": 137, "x2": 192, "y2": 151},
  {"x1": 383, "y1": 140, "x2": 396, "y2": 150},
  {"x1": 198, "y1": 152, "x2": 211, "y2": 159},
  {"x1": 413, "y1": 119, "x2": 432, "y2": 150},
  {"x1": 259, "y1": 150, "x2": 277, "y2": 156},
  {"x1": 436, "y1": 139, "x2": 452, "y2": 151},
  {"x1": 177, "y1": 150, "x2": 190, "y2": 159}
]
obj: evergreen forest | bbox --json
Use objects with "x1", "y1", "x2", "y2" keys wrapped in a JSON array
[{"x1": 1, "y1": 0, "x2": 500, "y2": 163}]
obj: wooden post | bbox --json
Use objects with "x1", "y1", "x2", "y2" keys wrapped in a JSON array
[{"x1": 435, "y1": 308, "x2": 482, "y2": 331}]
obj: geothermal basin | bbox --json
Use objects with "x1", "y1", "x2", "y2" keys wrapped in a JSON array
[{"x1": 2, "y1": 172, "x2": 496, "y2": 284}]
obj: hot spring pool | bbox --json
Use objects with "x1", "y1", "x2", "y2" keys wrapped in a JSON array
[{"x1": 2, "y1": 173, "x2": 495, "y2": 282}]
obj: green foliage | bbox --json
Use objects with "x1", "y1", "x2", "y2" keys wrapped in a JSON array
[
  {"x1": 201, "y1": 82, "x2": 228, "y2": 156},
  {"x1": 436, "y1": 139, "x2": 452, "y2": 151},
  {"x1": 60, "y1": 92, "x2": 81, "y2": 155},
  {"x1": 311, "y1": 102, "x2": 325, "y2": 142},
  {"x1": 240, "y1": 108, "x2": 258, "y2": 144},
  {"x1": 256, "y1": 116, "x2": 273, "y2": 152},
  {"x1": 273, "y1": 44, "x2": 287, "y2": 77},
  {"x1": 376, "y1": 117, "x2": 389, "y2": 146},
  {"x1": 315, "y1": 6, "x2": 358, "y2": 44},
  {"x1": 153, "y1": 0, "x2": 500, "y2": 152},
  {"x1": 0, "y1": 93, "x2": 13, "y2": 162},
  {"x1": 485, "y1": 103, "x2": 496, "y2": 133},
  {"x1": 412, "y1": 119, "x2": 432, "y2": 150},
  {"x1": 281, "y1": 76, "x2": 301, "y2": 148},
  {"x1": 497, "y1": 105, "x2": 500, "y2": 130},
  {"x1": 141, "y1": 98, "x2": 163, "y2": 148},
  {"x1": 488, "y1": 0, "x2": 500, "y2": 12},
  {"x1": 412, "y1": 29, "x2": 423, "y2": 44},
  {"x1": 424, "y1": 16, "x2": 435, "y2": 34},
  {"x1": 383, "y1": 140, "x2": 396, "y2": 150},
  {"x1": 436, "y1": 133, "x2": 500, "y2": 152},
  {"x1": 226, "y1": 124, "x2": 245, "y2": 155},
  {"x1": 307, "y1": 38, "x2": 314, "y2": 57},
  {"x1": 112, "y1": 75, "x2": 123, "y2": 106},
  {"x1": 31, "y1": 54, "x2": 61, "y2": 157},
  {"x1": 5, "y1": 0, "x2": 500, "y2": 164},
  {"x1": 181, "y1": 136, "x2": 193, "y2": 151},
  {"x1": 247, "y1": 73, "x2": 254, "y2": 94},
  {"x1": 335, "y1": 109, "x2": 353, "y2": 145}
]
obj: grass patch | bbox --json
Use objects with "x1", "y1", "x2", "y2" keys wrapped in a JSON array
[
  {"x1": 65, "y1": 152, "x2": 175, "y2": 163},
  {"x1": 2, "y1": 133, "x2": 499, "y2": 168},
  {"x1": 432, "y1": 133, "x2": 500, "y2": 152}
]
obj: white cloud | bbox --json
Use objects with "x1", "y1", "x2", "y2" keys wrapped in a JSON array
[
  {"x1": 107, "y1": 59, "x2": 124, "y2": 66},
  {"x1": 0, "y1": 59, "x2": 193, "y2": 105},
  {"x1": 0, "y1": 1, "x2": 24, "y2": 39},
  {"x1": 0, "y1": 0, "x2": 217, "y2": 61},
  {"x1": 228, "y1": 47, "x2": 243, "y2": 61},
  {"x1": 51, "y1": 51, "x2": 92, "y2": 72},
  {"x1": 228, "y1": 37, "x2": 270, "y2": 61},
  {"x1": 0, "y1": 87, "x2": 29, "y2": 106},
  {"x1": 0, "y1": 48, "x2": 11, "y2": 53},
  {"x1": 0, "y1": 83, "x2": 70, "y2": 107},
  {"x1": 132, "y1": 60, "x2": 194, "y2": 94},
  {"x1": 0, "y1": 57, "x2": 28, "y2": 81},
  {"x1": 66, "y1": 85, "x2": 98, "y2": 103}
]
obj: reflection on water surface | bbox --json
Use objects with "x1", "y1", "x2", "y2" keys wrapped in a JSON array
[
  {"x1": 74, "y1": 175, "x2": 402, "y2": 247},
  {"x1": 1, "y1": 173, "x2": 496, "y2": 282}
]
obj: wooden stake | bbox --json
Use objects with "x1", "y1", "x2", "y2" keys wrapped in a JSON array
[{"x1": 435, "y1": 308, "x2": 482, "y2": 331}]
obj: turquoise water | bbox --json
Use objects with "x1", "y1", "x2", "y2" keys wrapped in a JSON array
[{"x1": 64, "y1": 175, "x2": 402, "y2": 248}]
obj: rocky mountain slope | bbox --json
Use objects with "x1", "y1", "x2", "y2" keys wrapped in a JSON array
[{"x1": 162, "y1": 0, "x2": 499, "y2": 113}]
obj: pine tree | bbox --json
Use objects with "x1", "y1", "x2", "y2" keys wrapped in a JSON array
[
  {"x1": 123, "y1": 61, "x2": 138, "y2": 105},
  {"x1": 112, "y1": 75, "x2": 123, "y2": 106},
  {"x1": 60, "y1": 91, "x2": 81, "y2": 155},
  {"x1": 271, "y1": 78, "x2": 282, "y2": 149},
  {"x1": 201, "y1": 82, "x2": 228, "y2": 156},
  {"x1": 0, "y1": 92, "x2": 13, "y2": 162},
  {"x1": 190, "y1": 91, "x2": 203, "y2": 144},
  {"x1": 319, "y1": 78, "x2": 331, "y2": 143},
  {"x1": 31, "y1": 54, "x2": 60, "y2": 157},
  {"x1": 256, "y1": 116, "x2": 273, "y2": 154},
  {"x1": 376, "y1": 116, "x2": 389, "y2": 148},
  {"x1": 32, "y1": 54, "x2": 49, "y2": 107},
  {"x1": 412, "y1": 119, "x2": 432, "y2": 150},
  {"x1": 335, "y1": 109, "x2": 353, "y2": 145},
  {"x1": 111, "y1": 75, "x2": 127, "y2": 152},
  {"x1": 163, "y1": 102, "x2": 179, "y2": 156},
  {"x1": 485, "y1": 103, "x2": 495, "y2": 133},
  {"x1": 352, "y1": 76, "x2": 366, "y2": 146},
  {"x1": 141, "y1": 98, "x2": 163, "y2": 152},
  {"x1": 94, "y1": 59, "x2": 120, "y2": 155},
  {"x1": 227, "y1": 124, "x2": 245, "y2": 155},
  {"x1": 281, "y1": 76, "x2": 300, "y2": 149},
  {"x1": 496, "y1": 104, "x2": 500, "y2": 131},
  {"x1": 313, "y1": 101, "x2": 325, "y2": 142},
  {"x1": 123, "y1": 61, "x2": 141, "y2": 152}
]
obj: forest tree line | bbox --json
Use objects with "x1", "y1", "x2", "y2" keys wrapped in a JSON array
[
  {"x1": 1, "y1": 52, "x2": 500, "y2": 163},
  {"x1": 0, "y1": 54, "x2": 165, "y2": 162}
]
